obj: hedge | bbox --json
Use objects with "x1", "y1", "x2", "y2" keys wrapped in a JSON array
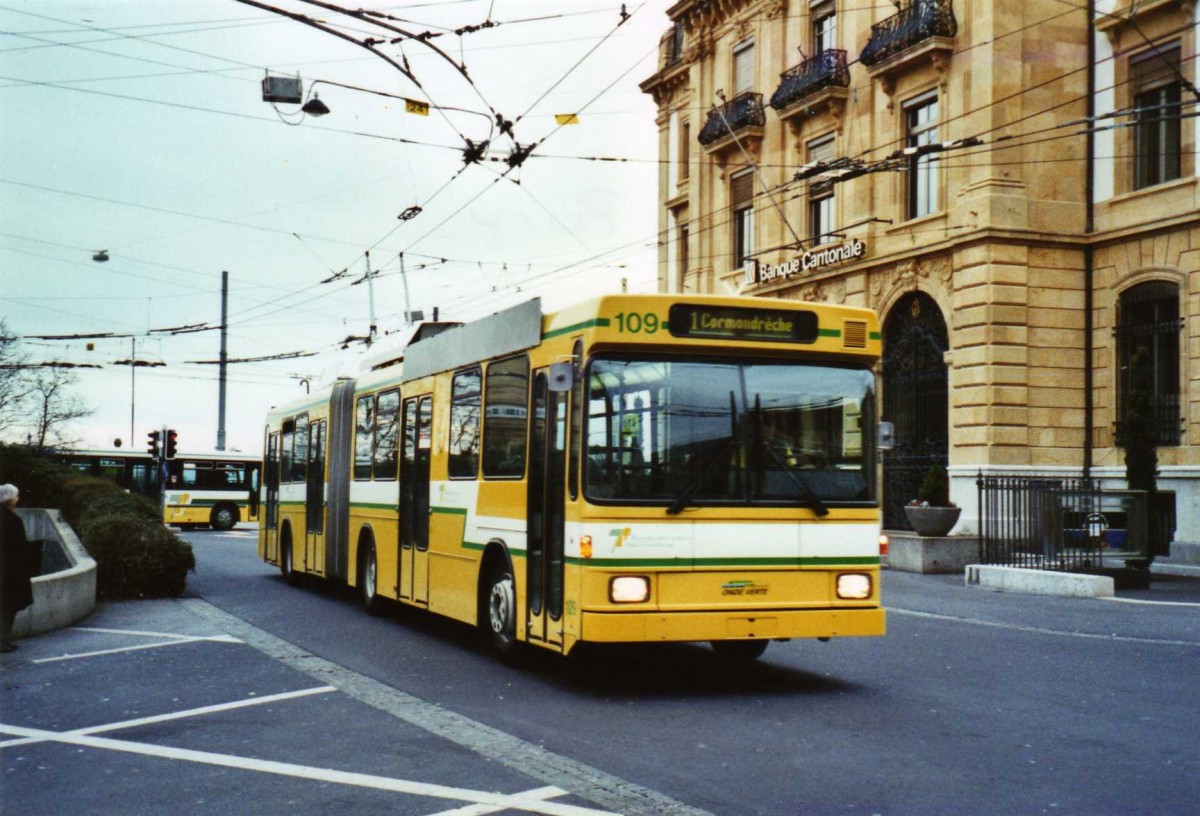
[{"x1": 0, "y1": 444, "x2": 195, "y2": 600}]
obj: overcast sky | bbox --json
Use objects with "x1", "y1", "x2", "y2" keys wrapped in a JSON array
[{"x1": 1, "y1": 0, "x2": 667, "y2": 454}]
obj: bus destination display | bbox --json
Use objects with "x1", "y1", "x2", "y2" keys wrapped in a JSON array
[{"x1": 668, "y1": 304, "x2": 819, "y2": 343}]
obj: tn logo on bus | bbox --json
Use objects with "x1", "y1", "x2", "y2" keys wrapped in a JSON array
[
  {"x1": 722, "y1": 580, "x2": 769, "y2": 596},
  {"x1": 609, "y1": 527, "x2": 632, "y2": 549}
]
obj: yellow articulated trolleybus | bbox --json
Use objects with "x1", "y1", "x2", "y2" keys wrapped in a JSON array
[{"x1": 259, "y1": 294, "x2": 887, "y2": 661}]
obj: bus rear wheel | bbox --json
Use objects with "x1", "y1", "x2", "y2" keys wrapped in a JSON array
[
  {"x1": 710, "y1": 640, "x2": 768, "y2": 662},
  {"x1": 359, "y1": 543, "x2": 384, "y2": 616},
  {"x1": 210, "y1": 504, "x2": 238, "y2": 531},
  {"x1": 280, "y1": 530, "x2": 297, "y2": 586}
]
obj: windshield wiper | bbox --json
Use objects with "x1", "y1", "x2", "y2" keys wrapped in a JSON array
[
  {"x1": 666, "y1": 391, "x2": 739, "y2": 516},
  {"x1": 751, "y1": 394, "x2": 829, "y2": 517}
]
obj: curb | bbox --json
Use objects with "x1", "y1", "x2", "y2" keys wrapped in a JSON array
[{"x1": 965, "y1": 564, "x2": 1114, "y2": 598}]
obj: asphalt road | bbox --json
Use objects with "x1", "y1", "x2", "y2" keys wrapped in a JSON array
[
  {"x1": 181, "y1": 526, "x2": 1200, "y2": 816},
  {"x1": 4, "y1": 526, "x2": 1199, "y2": 816}
]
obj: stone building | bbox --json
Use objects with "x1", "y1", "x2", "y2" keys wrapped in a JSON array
[{"x1": 639, "y1": 0, "x2": 1198, "y2": 548}]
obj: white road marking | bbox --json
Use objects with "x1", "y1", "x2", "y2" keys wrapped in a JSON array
[
  {"x1": 0, "y1": 686, "x2": 336, "y2": 750},
  {"x1": 0, "y1": 724, "x2": 613, "y2": 816},
  {"x1": 33, "y1": 633, "x2": 241, "y2": 664},
  {"x1": 75, "y1": 626, "x2": 223, "y2": 638},
  {"x1": 1102, "y1": 596, "x2": 1200, "y2": 609},
  {"x1": 420, "y1": 787, "x2": 571, "y2": 816},
  {"x1": 890, "y1": 607, "x2": 1200, "y2": 647}
]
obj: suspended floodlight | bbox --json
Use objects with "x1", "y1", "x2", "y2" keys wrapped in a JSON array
[{"x1": 301, "y1": 94, "x2": 330, "y2": 117}]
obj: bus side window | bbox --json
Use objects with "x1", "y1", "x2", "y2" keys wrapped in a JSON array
[
  {"x1": 354, "y1": 395, "x2": 374, "y2": 480},
  {"x1": 374, "y1": 390, "x2": 400, "y2": 480},
  {"x1": 281, "y1": 421, "x2": 295, "y2": 484},
  {"x1": 482, "y1": 355, "x2": 529, "y2": 479},
  {"x1": 449, "y1": 366, "x2": 482, "y2": 479}
]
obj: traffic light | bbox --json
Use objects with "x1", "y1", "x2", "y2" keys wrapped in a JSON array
[
  {"x1": 147, "y1": 429, "x2": 161, "y2": 458},
  {"x1": 165, "y1": 429, "x2": 178, "y2": 460}
]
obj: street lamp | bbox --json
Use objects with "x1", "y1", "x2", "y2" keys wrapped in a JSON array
[{"x1": 301, "y1": 94, "x2": 330, "y2": 117}]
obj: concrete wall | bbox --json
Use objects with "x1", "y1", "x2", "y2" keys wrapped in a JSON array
[{"x1": 11, "y1": 508, "x2": 97, "y2": 639}]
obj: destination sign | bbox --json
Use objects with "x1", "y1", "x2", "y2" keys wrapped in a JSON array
[{"x1": 668, "y1": 305, "x2": 819, "y2": 344}]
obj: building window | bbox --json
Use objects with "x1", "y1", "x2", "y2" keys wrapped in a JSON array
[
  {"x1": 678, "y1": 120, "x2": 690, "y2": 182},
  {"x1": 1117, "y1": 281, "x2": 1180, "y2": 446},
  {"x1": 678, "y1": 223, "x2": 689, "y2": 285},
  {"x1": 1131, "y1": 46, "x2": 1181, "y2": 190},
  {"x1": 813, "y1": 1, "x2": 836, "y2": 54},
  {"x1": 905, "y1": 94, "x2": 939, "y2": 219},
  {"x1": 733, "y1": 38, "x2": 755, "y2": 95},
  {"x1": 731, "y1": 170, "x2": 755, "y2": 270},
  {"x1": 807, "y1": 134, "x2": 836, "y2": 245}
]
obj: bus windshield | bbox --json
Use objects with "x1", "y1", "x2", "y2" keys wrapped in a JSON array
[{"x1": 585, "y1": 356, "x2": 877, "y2": 510}]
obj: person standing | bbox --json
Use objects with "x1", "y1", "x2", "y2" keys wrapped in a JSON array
[{"x1": 0, "y1": 483, "x2": 34, "y2": 652}]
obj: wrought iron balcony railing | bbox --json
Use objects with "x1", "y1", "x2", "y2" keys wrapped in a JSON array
[
  {"x1": 769, "y1": 49, "x2": 849, "y2": 112},
  {"x1": 859, "y1": 0, "x2": 957, "y2": 68},
  {"x1": 697, "y1": 92, "x2": 766, "y2": 146}
]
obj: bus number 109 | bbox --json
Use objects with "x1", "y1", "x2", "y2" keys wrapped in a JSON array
[{"x1": 613, "y1": 311, "x2": 663, "y2": 334}]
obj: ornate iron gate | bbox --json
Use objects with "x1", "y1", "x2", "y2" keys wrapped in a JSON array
[{"x1": 883, "y1": 292, "x2": 949, "y2": 529}]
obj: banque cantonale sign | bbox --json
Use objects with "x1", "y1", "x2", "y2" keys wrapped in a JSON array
[{"x1": 743, "y1": 239, "x2": 866, "y2": 286}]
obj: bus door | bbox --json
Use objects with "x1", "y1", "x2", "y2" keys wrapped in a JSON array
[
  {"x1": 305, "y1": 419, "x2": 326, "y2": 575},
  {"x1": 526, "y1": 370, "x2": 566, "y2": 648},
  {"x1": 399, "y1": 395, "x2": 432, "y2": 606},
  {"x1": 247, "y1": 463, "x2": 261, "y2": 522},
  {"x1": 264, "y1": 432, "x2": 280, "y2": 560}
]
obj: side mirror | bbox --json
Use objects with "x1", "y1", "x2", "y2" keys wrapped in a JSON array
[
  {"x1": 877, "y1": 421, "x2": 895, "y2": 451},
  {"x1": 548, "y1": 361, "x2": 574, "y2": 392}
]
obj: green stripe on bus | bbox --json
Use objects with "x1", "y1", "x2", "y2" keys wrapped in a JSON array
[
  {"x1": 542, "y1": 317, "x2": 610, "y2": 340},
  {"x1": 817, "y1": 328, "x2": 840, "y2": 337},
  {"x1": 870, "y1": 331, "x2": 882, "y2": 340},
  {"x1": 565, "y1": 556, "x2": 881, "y2": 568}
]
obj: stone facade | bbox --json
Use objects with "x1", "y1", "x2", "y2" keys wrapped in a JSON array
[{"x1": 640, "y1": 0, "x2": 1200, "y2": 544}]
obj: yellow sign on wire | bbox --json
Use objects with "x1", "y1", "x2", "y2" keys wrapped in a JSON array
[
  {"x1": 405, "y1": 99, "x2": 430, "y2": 116},
  {"x1": 554, "y1": 113, "x2": 580, "y2": 125}
]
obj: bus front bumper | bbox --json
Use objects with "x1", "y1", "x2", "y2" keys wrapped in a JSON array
[{"x1": 579, "y1": 607, "x2": 885, "y2": 643}]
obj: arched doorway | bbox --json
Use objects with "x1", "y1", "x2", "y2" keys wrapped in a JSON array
[{"x1": 882, "y1": 291, "x2": 950, "y2": 530}]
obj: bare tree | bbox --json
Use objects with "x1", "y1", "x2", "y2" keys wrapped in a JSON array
[
  {"x1": 0, "y1": 320, "x2": 32, "y2": 440},
  {"x1": 25, "y1": 366, "x2": 93, "y2": 454}
]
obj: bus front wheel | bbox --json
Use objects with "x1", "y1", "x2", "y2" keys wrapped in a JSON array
[{"x1": 484, "y1": 568, "x2": 518, "y2": 659}]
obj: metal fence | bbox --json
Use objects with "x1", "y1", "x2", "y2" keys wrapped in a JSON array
[{"x1": 978, "y1": 473, "x2": 1175, "y2": 571}]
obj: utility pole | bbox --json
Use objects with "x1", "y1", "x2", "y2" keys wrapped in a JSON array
[
  {"x1": 365, "y1": 251, "x2": 378, "y2": 344},
  {"x1": 400, "y1": 252, "x2": 413, "y2": 325},
  {"x1": 129, "y1": 336, "x2": 136, "y2": 447},
  {"x1": 217, "y1": 270, "x2": 228, "y2": 451}
]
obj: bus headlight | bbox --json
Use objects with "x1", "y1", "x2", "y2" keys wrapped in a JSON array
[
  {"x1": 836, "y1": 573, "x2": 872, "y2": 600},
  {"x1": 609, "y1": 576, "x2": 650, "y2": 603}
]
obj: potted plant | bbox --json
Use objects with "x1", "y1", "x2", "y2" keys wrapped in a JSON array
[{"x1": 903, "y1": 464, "x2": 961, "y2": 536}]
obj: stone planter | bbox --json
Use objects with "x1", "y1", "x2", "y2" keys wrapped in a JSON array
[{"x1": 904, "y1": 505, "x2": 962, "y2": 537}]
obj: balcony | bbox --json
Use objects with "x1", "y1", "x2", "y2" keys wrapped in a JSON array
[
  {"x1": 697, "y1": 92, "x2": 766, "y2": 160},
  {"x1": 859, "y1": 0, "x2": 956, "y2": 71},
  {"x1": 769, "y1": 49, "x2": 850, "y2": 130}
]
